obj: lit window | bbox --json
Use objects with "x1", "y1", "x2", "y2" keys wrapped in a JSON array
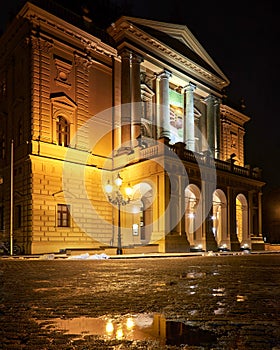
[
  {"x1": 56, "y1": 116, "x2": 70, "y2": 146},
  {"x1": 57, "y1": 204, "x2": 70, "y2": 227}
]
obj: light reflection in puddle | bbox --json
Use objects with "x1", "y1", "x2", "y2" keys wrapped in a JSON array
[
  {"x1": 212, "y1": 287, "x2": 225, "y2": 297},
  {"x1": 186, "y1": 272, "x2": 206, "y2": 279},
  {"x1": 214, "y1": 307, "x2": 225, "y2": 315},
  {"x1": 236, "y1": 294, "x2": 248, "y2": 302},
  {"x1": 39, "y1": 313, "x2": 161, "y2": 342},
  {"x1": 37, "y1": 313, "x2": 217, "y2": 346}
]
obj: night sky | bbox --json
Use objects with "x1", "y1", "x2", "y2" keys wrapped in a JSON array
[{"x1": 1, "y1": 0, "x2": 279, "y2": 192}]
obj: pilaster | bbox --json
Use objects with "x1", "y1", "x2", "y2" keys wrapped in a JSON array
[
  {"x1": 131, "y1": 53, "x2": 143, "y2": 144},
  {"x1": 214, "y1": 97, "x2": 221, "y2": 159},
  {"x1": 120, "y1": 49, "x2": 132, "y2": 149},
  {"x1": 205, "y1": 95, "x2": 215, "y2": 154}
]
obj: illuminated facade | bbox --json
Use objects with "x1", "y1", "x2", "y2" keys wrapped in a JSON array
[{"x1": 0, "y1": 1, "x2": 265, "y2": 254}]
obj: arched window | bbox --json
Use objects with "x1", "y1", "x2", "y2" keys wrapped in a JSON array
[{"x1": 56, "y1": 116, "x2": 70, "y2": 146}]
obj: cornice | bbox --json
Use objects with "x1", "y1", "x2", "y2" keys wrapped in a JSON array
[
  {"x1": 220, "y1": 104, "x2": 250, "y2": 125},
  {"x1": 18, "y1": 2, "x2": 117, "y2": 59}
]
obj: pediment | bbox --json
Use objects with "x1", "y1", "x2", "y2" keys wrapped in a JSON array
[
  {"x1": 108, "y1": 16, "x2": 229, "y2": 89},
  {"x1": 50, "y1": 92, "x2": 77, "y2": 109}
]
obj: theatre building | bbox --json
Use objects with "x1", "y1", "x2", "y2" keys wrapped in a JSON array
[{"x1": 0, "y1": 1, "x2": 265, "y2": 255}]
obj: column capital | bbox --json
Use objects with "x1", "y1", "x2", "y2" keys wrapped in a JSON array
[
  {"x1": 204, "y1": 94, "x2": 216, "y2": 103},
  {"x1": 157, "y1": 69, "x2": 172, "y2": 80},
  {"x1": 131, "y1": 52, "x2": 143, "y2": 64},
  {"x1": 214, "y1": 97, "x2": 221, "y2": 106},
  {"x1": 119, "y1": 48, "x2": 131, "y2": 60},
  {"x1": 182, "y1": 82, "x2": 196, "y2": 92}
]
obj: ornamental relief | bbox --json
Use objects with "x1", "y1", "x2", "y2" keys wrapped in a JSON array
[
  {"x1": 74, "y1": 54, "x2": 92, "y2": 72},
  {"x1": 28, "y1": 36, "x2": 53, "y2": 54}
]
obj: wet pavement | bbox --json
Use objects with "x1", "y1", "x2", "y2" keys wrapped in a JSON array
[{"x1": 1, "y1": 253, "x2": 280, "y2": 349}]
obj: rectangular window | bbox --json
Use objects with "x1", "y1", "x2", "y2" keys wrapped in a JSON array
[
  {"x1": 57, "y1": 204, "x2": 70, "y2": 227},
  {"x1": 56, "y1": 117, "x2": 70, "y2": 147}
]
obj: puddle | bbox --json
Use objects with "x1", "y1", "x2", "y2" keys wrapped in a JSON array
[{"x1": 37, "y1": 313, "x2": 217, "y2": 347}]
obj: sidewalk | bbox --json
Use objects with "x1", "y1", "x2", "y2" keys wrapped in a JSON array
[{"x1": 1, "y1": 249, "x2": 280, "y2": 260}]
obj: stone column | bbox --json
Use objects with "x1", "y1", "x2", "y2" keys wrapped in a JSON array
[
  {"x1": 120, "y1": 49, "x2": 131, "y2": 148},
  {"x1": 158, "y1": 70, "x2": 172, "y2": 140},
  {"x1": 200, "y1": 103, "x2": 207, "y2": 152},
  {"x1": 206, "y1": 95, "x2": 215, "y2": 154},
  {"x1": 214, "y1": 97, "x2": 221, "y2": 159},
  {"x1": 258, "y1": 191, "x2": 263, "y2": 237},
  {"x1": 248, "y1": 190, "x2": 254, "y2": 237},
  {"x1": 227, "y1": 186, "x2": 239, "y2": 251},
  {"x1": 201, "y1": 179, "x2": 217, "y2": 251},
  {"x1": 183, "y1": 82, "x2": 196, "y2": 151},
  {"x1": 131, "y1": 53, "x2": 143, "y2": 145},
  {"x1": 227, "y1": 187, "x2": 232, "y2": 240},
  {"x1": 179, "y1": 175, "x2": 187, "y2": 236}
]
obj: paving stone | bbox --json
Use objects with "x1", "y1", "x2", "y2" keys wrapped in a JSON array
[{"x1": 0, "y1": 254, "x2": 280, "y2": 349}]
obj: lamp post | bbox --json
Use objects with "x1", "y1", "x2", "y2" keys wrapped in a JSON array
[
  {"x1": 10, "y1": 139, "x2": 14, "y2": 256},
  {"x1": 105, "y1": 173, "x2": 132, "y2": 255}
]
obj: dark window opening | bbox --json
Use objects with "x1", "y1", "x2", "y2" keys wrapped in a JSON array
[{"x1": 57, "y1": 204, "x2": 70, "y2": 227}]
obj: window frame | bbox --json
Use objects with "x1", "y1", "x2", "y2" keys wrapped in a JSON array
[
  {"x1": 56, "y1": 116, "x2": 70, "y2": 147},
  {"x1": 57, "y1": 204, "x2": 71, "y2": 227}
]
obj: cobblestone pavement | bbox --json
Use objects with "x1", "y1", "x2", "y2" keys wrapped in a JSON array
[{"x1": 1, "y1": 254, "x2": 280, "y2": 349}]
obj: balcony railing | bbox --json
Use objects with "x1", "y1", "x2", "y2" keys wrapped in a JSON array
[{"x1": 137, "y1": 140, "x2": 262, "y2": 180}]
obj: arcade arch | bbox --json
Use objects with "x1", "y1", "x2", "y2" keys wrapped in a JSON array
[
  {"x1": 212, "y1": 189, "x2": 228, "y2": 248},
  {"x1": 184, "y1": 184, "x2": 202, "y2": 248},
  {"x1": 125, "y1": 182, "x2": 154, "y2": 246},
  {"x1": 236, "y1": 193, "x2": 249, "y2": 246}
]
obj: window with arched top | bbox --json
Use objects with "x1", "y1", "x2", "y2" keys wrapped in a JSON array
[{"x1": 56, "y1": 116, "x2": 70, "y2": 146}]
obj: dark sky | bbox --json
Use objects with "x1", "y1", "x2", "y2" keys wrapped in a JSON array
[{"x1": 1, "y1": 0, "x2": 279, "y2": 191}]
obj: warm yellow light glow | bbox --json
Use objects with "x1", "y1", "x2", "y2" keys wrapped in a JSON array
[
  {"x1": 125, "y1": 183, "x2": 133, "y2": 197},
  {"x1": 236, "y1": 294, "x2": 247, "y2": 302},
  {"x1": 116, "y1": 327, "x2": 123, "y2": 339},
  {"x1": 126, "y1": 317, "x2": 134, "y2": 330},
  {"x1": 115, "y1": 173, "x2": 123, "y2": 187},
  {"x1": 106, "y1": 320, "x2": 114, "y2": 334},
  {"x1": 105, "y1": 180, "x2": 113, "y2": 194}
]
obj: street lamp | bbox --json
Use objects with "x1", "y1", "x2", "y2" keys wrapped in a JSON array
[
  {"x1": 105, "y1": 173, "x2": 132, "y2": 255},
  {"x1": 10, "y1": 139, "x2": 14, "y2": 256}
]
